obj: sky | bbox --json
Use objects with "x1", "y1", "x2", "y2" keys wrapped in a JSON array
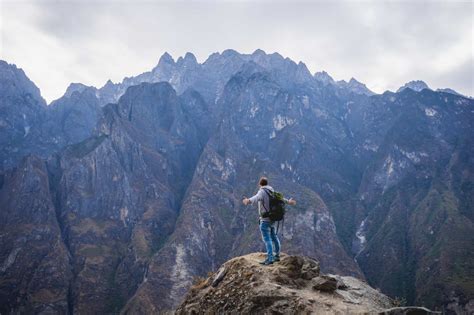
[{"x1": 1, "y1": 0, "x2": 473, "y2": 103}]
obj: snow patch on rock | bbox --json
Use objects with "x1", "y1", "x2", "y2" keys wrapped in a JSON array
[
  {"x1": 314, "y1": 108, "x2": 328, "y2": 119},
  {"x1": 22, "y1": 113, "x2": 30, "y2": 137},
  {"x1": 363, "y1": 140, "x2": 378, "y2": 152},
  {"x1": 375, "y1": 153, "x2": 410, "y2": 192},
  {"x1": 425, "y1": 108, "x2": 437, "y2": 117},
  {"x1": 385, "y1": 156, "x2": 395, "y2": 177},
  {"x1": 24, "y1": 125, "x2": 30, "y2": 137},
  {"x1": 221, "y1": 158, "x2": 235, "y2": 181},
  {"x1": 399, "y1": 148, "x2": 420, "y2": 163},
  {"x1": 120, "y1": 207, "x2": 129, "y2": 226},
  {"x1": 302, "y1": 95, "x2": 310, "y2": 108},
  {"x1": 280, "y1": 161, "x2": 293, "y2": 171},
  {"x1": 273, "y1": 114, "x2": 295, "y2": 131},
  {"x1": 249, "y1": 104, "x2": 259, "y2": 118}
]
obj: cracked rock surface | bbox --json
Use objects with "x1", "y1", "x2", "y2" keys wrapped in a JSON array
[{"x1": 176, "y1": 253, "x2": 396, "y2": 314}]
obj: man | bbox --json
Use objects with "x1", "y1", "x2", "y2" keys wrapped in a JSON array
[{"x1": 242, "y1": 177, "x2": 296, "y2": 265}]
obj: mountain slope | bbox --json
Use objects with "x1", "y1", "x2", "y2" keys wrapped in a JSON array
[
  {"x1": 0, "y1": 61, "x2": 102, "y2": 170},
  {"x1": 0, "y1": 50, "x2": 472, "y2": 313},
  {"x1": 0, "y1": 156, "x2": 71, "y2": 314}
]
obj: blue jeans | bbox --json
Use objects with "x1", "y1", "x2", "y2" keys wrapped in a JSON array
[{"x1": 260, "y1": 221, "x2": 280, "y2": 261}]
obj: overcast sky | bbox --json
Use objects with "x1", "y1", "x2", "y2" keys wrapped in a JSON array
[{"x1": 1, "y1": 0, "x2": 472, "y2": 103}]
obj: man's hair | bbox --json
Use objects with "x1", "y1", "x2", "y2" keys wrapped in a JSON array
[{"x1": 259, "y1": 177, "x2": 268, "y2": 186}]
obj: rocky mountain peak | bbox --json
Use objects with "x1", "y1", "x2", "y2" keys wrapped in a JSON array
[
  {"x1": 99, "y1": 79, "x2": 118, "y2": 91},
  {"x1": 64, "y1": 83, "x2": 96, "y2": 98},
  {"x1": 0, "y1": 60, "x2": 45, "y2": 106},
  {"x1": 313, "y1": 71, "x2": 375, "y2": 95},
  {"x1": 176, "y1": 52, "x2": 198, "y2": 67},
  {"x1": 314, "y1": 70, "x2": 336, "y2": 85},
  {"x1": 297, "y1": 61, "x2": 310, "y2": 72},
  {"x1": 221, "y1": 49, "x2": 240, "y2": 57},
  {"x1": 397, "y1": 80, "x2": 430, "y2": 93},
  {"x1": 176, "y1": 253, "x2": 437, "y2": 314},
  {"x1": 104, "y1": 79, "x2": 114, "y2": 86},
  {"x1": 336, "y1": 77, "x2": 375, "y2": 96},
  {"x1": 252, "y1": 48, "x2": 267, "y2": 57},
  {"x1": 157, "y1": 52, "x2": 176, "y2": 67},
  {"x1": 348, "y1": 77, "x2": 359, "y2": 84}
]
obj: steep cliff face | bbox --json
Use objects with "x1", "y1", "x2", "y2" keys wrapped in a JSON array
[
  {"x1": 343, "y1": 89, "x2": 474, "y2": 311},
  {"x1": 48, "y1": 82, "x2": 211, "y2": 313},
  {"x1": 120, "y1": 66, "x2": 364, "y2": 313},
  {"x1": 0, "y1": 61, "x2": 102, "y2": 171},
  {"x1": 0, "y1": 156, "x2": 71, "y2": 314},
  {"x1": 46, "y1": 87, "x2": 102, "y2": 146},
  {"x1": 0, "y1": 61, "x2": 47, "y2": 169}
]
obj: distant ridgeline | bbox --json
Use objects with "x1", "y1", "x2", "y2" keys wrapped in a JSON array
[{"x1": 0, "y1": 50, "x2": 472, "y2": 314}]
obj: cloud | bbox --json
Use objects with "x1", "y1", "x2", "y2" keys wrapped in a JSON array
[{"x1": 1, "y1": 0, "x2": 472, "y2": 103}]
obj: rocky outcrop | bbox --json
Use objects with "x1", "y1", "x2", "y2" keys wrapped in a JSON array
[{"x1": 177, "y1": 253, "x2": 438, "y2": 314}]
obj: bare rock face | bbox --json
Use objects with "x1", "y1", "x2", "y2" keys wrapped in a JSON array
[
  {"x1": 0, "y1": 155, "x2": 71, "y2": 314},
  {"x1": 0, "y1": 61, "x2": 101, "y2": 170},
  {"x1": 312, "y1": 275, "x2": 338, "y2": 291},
  {"x1": 176, "y1": 253, "x2": 395, "y2": 314},
  {"x1": 50, "y1": 82, "x2": 210, "y2": 314}
]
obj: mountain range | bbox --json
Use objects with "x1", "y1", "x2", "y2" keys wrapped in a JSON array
[{"x1": 0, "y1": 49, "x2": 472, "y2": 314}]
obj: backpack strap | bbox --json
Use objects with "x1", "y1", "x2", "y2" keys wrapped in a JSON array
[
  {"x1": 275, "y1": 218, "x2": 284, "y2": 235},
  {"x1": 261, "y1": 188, "x2": 273, "y2": 197},
  {"x1": 260, "y1": 188, "x2": 273, "y2": 217}
]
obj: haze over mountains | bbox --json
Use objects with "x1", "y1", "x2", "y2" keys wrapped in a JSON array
[{"x1": 0, "y1": 49, "x2": 473, "y2": 314}]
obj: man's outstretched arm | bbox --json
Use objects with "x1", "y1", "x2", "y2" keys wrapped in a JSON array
[
  {"x1": 243, "y1": 190, "x2": 263, "y2": 205},
  {"x1": 284, "y1": 197, "x2": 296, "y2": 205}
]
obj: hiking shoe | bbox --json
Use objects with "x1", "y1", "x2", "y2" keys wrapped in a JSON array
[
  {"x1": 274, "y1": 255, "x2": 280, "y2": 262},
  {"x1": 259, "y1": 260, "x2": 273, "y2": 265}
]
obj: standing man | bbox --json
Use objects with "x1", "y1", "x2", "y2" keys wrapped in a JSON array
[{"x1": 243, "y1": 177, "x2": 296, "y2": 265}]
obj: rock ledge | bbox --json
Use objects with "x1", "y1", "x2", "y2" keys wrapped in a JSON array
[{"x1": 176, "y1": 253, "x2": 438, "y2": 314}]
